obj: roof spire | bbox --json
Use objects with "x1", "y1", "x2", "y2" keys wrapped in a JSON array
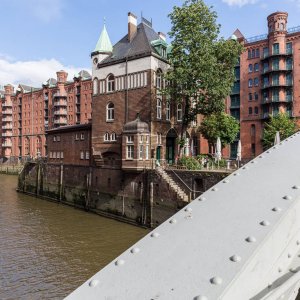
[{"x1": 94, "y1": 22, "x2": 113, "y2": 53}]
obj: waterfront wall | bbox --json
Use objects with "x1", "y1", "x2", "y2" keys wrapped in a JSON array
[{"x1": 18, "y1": 162, "x2": 229, "y2": 227}]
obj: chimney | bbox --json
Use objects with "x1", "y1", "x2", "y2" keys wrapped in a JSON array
[
  {"x1": 158, "y1": 32, "x2": 166, "y2": 41},
  {"x1": 128, "y1": 12, "x2": 137, "y2": 42}
]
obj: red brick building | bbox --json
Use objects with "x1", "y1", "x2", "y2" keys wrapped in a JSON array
[
  {"x1": 91, "y1": 12, "x2": 202, "y2": 170},
  {"x1": 229, "y1": 11, "x2": 300, "y2": 160},
  {"x1": 46, "y1": 124, "x2": 91, "y2": 165},
  {"x1": 1, "y1": 70, "x2": 92, "y2": 162}
]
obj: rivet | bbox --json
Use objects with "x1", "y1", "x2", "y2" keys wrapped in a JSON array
[
  {"x1": 259, "y1": 155, "x2": 263, "y2": 158},
  {"x1": 130, "y1": 247, "x2": 140, "y2": 254},
  {"x1": 260, "y1": 220, "x2": 270, "y2": 226},
  {"x1": 211, "y1": 187, "x2": 218, "y2": 192},
  {"x1": 290, "y1": 268, "x2": 298, "y2": 273},
  {"x1": 273, "y1": 146, "x2": 277, "y2": 149},
  {"x1": 169, "y1": 218, "x2": 177, "y2": 224},
  {"x1": 185, "y1": 207, "x2": 192, "y2": 212},
  {"x1": 234, "y1": 173, "x2": 240, "y2": 176},
  {"x1": 151, "y1": 232, "x2": 160, "y2": 238},
  {"x1": 292, "y1": 185, "x2": 300, "y2": 189},
  {"x1": 242, "y1": 166, "x2": 249, "y2": 170},
  {"x1": 297, "y1": 240, "x2": 300, "y2": 245},
  {"x1": 283, "y1": 195, "x2": 292, "y2": 200},
  {"x1": 288, "y1": 253, "x2": 292, "y2": 258},
  {"x1": 279, "y1": 142, "x2": 283, "y2": 145},
  {"x1": 251, "y1": 161, "x2": 256, "y2": 164},
  {"x1": 115, "y1": 259, "x2": 125, "y2": 266},
  {"x1": 223, "y1": 180, "x2": 229, "y2": 183},
  {"x1": 210, "y1": 276, "x2": 223, "y2": 285},
  {"x1": 266, "y1": 151, "x2": 270, "y2": 153},
  {"x1": 230, "y1": 255, "x2": 241, "y2": 262},
  {"x1": 278, "y1": 267, "x2": 282, "y2": 273},
  {"x1": 246, "y1": 236, "x2": 256, "y2": 243},
  {"x1": 272, "y1": 207, "x2": 282, "y2": 212},
  {"x1": 89, "y1": 279, "x2": 99, "y2": 287},
  {"x1": 268, "y1": 283, "x2": 272, "y2": 289},
  {"x1": 198, "y1": 197, "x2": 206, "y2": 201},
  {"x1": 194, "y1": 296, "x2": 208, "y2": 300}
]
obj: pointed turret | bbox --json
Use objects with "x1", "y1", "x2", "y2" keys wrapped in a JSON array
[
  {"x1": 94, "y1": 24, "x2": 113, "y2": 53},
  {"x1": 91, "y1": 24, "x2": 113, "y2": 75}
]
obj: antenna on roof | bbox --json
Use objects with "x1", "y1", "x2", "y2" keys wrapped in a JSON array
[{"x1": 104, "y1": 16, "x2": 106, "y2": 25}]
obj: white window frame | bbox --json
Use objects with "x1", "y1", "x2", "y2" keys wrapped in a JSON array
[
  {"x1": 166, "y1": 101, "x2": 170, "y2": 121},
  {"x1": 80, "y1": 151, "x2": 84, "y2": 160},
  {"x1": 126, "y1": 145, "x2": 134, "y2": 159},
  {"x1": 107, "y1": 74, "x2": 115, "y2": 92},
  {"x1": 85, "y1": 151, "x2": 90, "y2": 160},
  {"x1": 111, "y1": 132, "x2": 117, "y2": 141},
  {"x1": 139, "y1": 145, "x2": 143, "y2": 160},
  {"x1": 93, "y1": 78, "x2": 98, "y2": 95},
  {"x1": 104, "y1": 132, "x2": 110, "y2": 142},
  {"x1": 106, "y1": 102, "x2": 114, "y2": 121},
  {"x1": 127, "y1": 135, "x2": 133, "y2": 143},
  {"x1": 157, "y1": 98, "x2": 162, "y2": 119},
  {"x1": 177, "y1": 104, "x2": 183, "y2": 122},
  {"x1": 80, "y1": 133, "x2": 84, "y2": 140}
]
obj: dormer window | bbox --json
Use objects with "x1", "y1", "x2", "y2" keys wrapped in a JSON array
[{"x1": 107, "y1": 74, "x2": 115, "y2": 92}]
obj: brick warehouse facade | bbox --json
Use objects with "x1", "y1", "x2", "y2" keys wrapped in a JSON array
[
  {"x1": 0, "y1": 70, "x2": 92, "y2": 162},
  {"x1": 91, "y1": 12, "x2": 204, "y2": 170},
  {"x1": 2, "y1": 11, "x2": 300, "y2": 164},
  {"x1": 229, "y1": 11, "x2": 300, "y2": 160}
]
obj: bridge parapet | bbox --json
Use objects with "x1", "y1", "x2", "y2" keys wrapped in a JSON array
[{"x1": 66, "y1": 132, "x2": 300, "y2": 300}]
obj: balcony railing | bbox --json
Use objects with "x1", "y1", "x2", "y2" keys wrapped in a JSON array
[
  {"x1": 261, "y1": 50, "x2": 293, "y2": 60},
  {"x1": 2, "y1": 132, "x2": 12, "y2": 137},
  {"x1": 53, "y1": 118, "x2": 67, "y2": 125},
  {"x1": 2, "y1": 142, "x2": 12, "y2": 147},
  {"x1": 2, "y1": 109, "x2": 13, "y2": 115},
  {"x1": 54, "y1": 110, "x2": 67, "y2": 116},
  {"x1": 53, "y1": 99, "x2": 67, "y2": 107},
  {"x1": 2, "y1": 117, "x2": 12, "y2": 122},
  {"x1": 2, "y1": 103, "x2": 12, "y2": 108},
  {"x1": 2, "y1": 125, "x2": 12, "y2": 130}
]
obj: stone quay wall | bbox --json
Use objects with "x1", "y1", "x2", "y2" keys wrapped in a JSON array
[{"x1": 17, "y1": 162, "x2": 229, "y2": 228}]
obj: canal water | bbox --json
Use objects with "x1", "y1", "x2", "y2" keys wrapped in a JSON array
[{"x1": 0, "y1": 174, "x2": 147, "y2": 299}]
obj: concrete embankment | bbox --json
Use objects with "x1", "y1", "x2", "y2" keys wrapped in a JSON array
[{"x1": 0, "y1": 165, "x2": 23, "y2": 175}]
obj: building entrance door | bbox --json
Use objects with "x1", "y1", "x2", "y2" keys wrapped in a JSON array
[
  {"x1": 166, "y1": 128, "x2": 177, "y2": 165},
  {"x1": 156, "y1": 146, "x2": 161, "y2": 162}
]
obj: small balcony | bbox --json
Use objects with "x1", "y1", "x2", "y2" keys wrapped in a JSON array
[
  {"x1": 2, "y1": 142, "x2": 12, "y2": 148},
  {"x1": 53, "y1": 118, "x2": 67, "y2": 125},
  {"x1": 2, "y1": 117, "x2": 12, "y2": 122},
  {"x1": 54, "y1": 109, "x2": 67, "y2": 116},
  {"x1": 53, "y1": 99, "x2": 67, "y2": 107},
  {"x1": 2, "y1": 132, "x2": 12, "y2": 137},
  {"x1": 2, "y1": 109, "x2": 13, "y2": 115},
  {"x1": 2, "y1": 125, "x2": 12, "y2": 130},
  {"x1": 2, "y1": 103, "x2": 12, "y2": 108},
  {"x1": 261, "y1": 50, "x2": 293, "y2": 60}
]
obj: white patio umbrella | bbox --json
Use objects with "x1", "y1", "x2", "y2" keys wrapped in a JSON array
[
  {"x1": 216, "y1": 137, "x2": 222, "y2": 168},
  {"x1": 274, "y1": 131, "x2": 281, "y2": 145},
  {"x1": 236, "y1": 140, "x2": 242, "y2": 168}
]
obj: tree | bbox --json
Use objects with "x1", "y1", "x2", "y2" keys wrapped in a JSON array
[
  {"x1": 198, "y1": 113, "x2": 239, "y2": 151},
  {"x1": 262, "y1": 113, "x2": 298, "y2": 149},
  {"x1": 165, "y1": 0, "x2": 243, "y2": 139}
]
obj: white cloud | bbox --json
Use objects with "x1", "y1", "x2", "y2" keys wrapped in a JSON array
[
  {"x1": 222, "y1": 0, "x2": 258, "y2": 7},
  {"x1": 0, "y1": 57, "x2": 90, "y2": 88}
]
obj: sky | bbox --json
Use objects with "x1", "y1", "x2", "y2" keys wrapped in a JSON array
[{"x1": 1, "y1": 0, "x2": 300, "y2": 87}]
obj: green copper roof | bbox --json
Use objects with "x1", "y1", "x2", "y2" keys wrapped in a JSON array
[{"x1": 94, "y1": 24, "x2": 113, "y2": 53}]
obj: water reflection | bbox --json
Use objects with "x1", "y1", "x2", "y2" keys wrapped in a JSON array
[{"x1": 0, "y1": 175, "x2": 147, "y2": 299}]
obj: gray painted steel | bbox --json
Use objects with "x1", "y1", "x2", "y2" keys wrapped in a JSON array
[{"x1": 66, "y1": 132, "x2": 300, "y2": 300}]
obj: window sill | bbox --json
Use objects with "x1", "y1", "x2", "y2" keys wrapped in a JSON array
[{"x1": 106, "y1": 120, "x2": 114, "y2": 123}]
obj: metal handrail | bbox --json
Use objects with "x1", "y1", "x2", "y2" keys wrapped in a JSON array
[{"x1": 167, "y1": 167, "x2": 204, "y2": 194}]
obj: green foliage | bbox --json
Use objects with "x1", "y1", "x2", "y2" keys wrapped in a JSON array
[
  {"x1": 178, "y1": 156, "x2": 202, "y2": 170},
  {"x1": 262, "y1": 113, "x2": 298, "y2": 149},
  {"x1": 164, "y1": 0, "x2": 243, "y2": 127},
  {"x1": 198, "y1": 113, "x2": 240, "y2": 147}
]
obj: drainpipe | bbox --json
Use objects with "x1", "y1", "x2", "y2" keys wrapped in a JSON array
[{"x1": 125, "y1": 57, "x2": 129, "y2": 123}]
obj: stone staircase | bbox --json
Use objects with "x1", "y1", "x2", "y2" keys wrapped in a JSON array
[{"x1": 156, "y1": 167, "x2": 189, "y2": 202}]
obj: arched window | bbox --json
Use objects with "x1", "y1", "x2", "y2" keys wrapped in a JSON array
[
  {"x1": 111, "y1": 132, "x2": 117, "y2": 141},
  {"x1": 107, "y1": 74, "x2": 115, "y2": 92},
  {"x1": 248, "y1": 79, "x2": 253, "y2": 88},
  {"x1": 106, "y1": 102, "x2": 114, "y2": 121},
  {"x1": 248, "y1": 107, "x2": 253, "y2": 115},
  {"x1": 156, "y1": 69, "x2": 162, "y2": 89},
  {"x1": 166, "y1": 101, "x2": 170, "y2": 121},
  {"x1": 157, "y1": 98, "x2": 162, "y2": 119},
  {"x1": 248, "y1": 64, "x2": 253, "y2": 73},
  {"x1": 104, "y1": 132, "x2": 110, "y2": 141},
  {"x1": 177, "y1": 103, "x2": 183, "y2": 121},
  {"x1": 93, "y1": 78, "x2": 98, "y2": 95}
]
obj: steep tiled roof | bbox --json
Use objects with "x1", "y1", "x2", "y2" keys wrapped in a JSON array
[{"x1": 99, "y1": 21, "x2": 164, "y2": 65}]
